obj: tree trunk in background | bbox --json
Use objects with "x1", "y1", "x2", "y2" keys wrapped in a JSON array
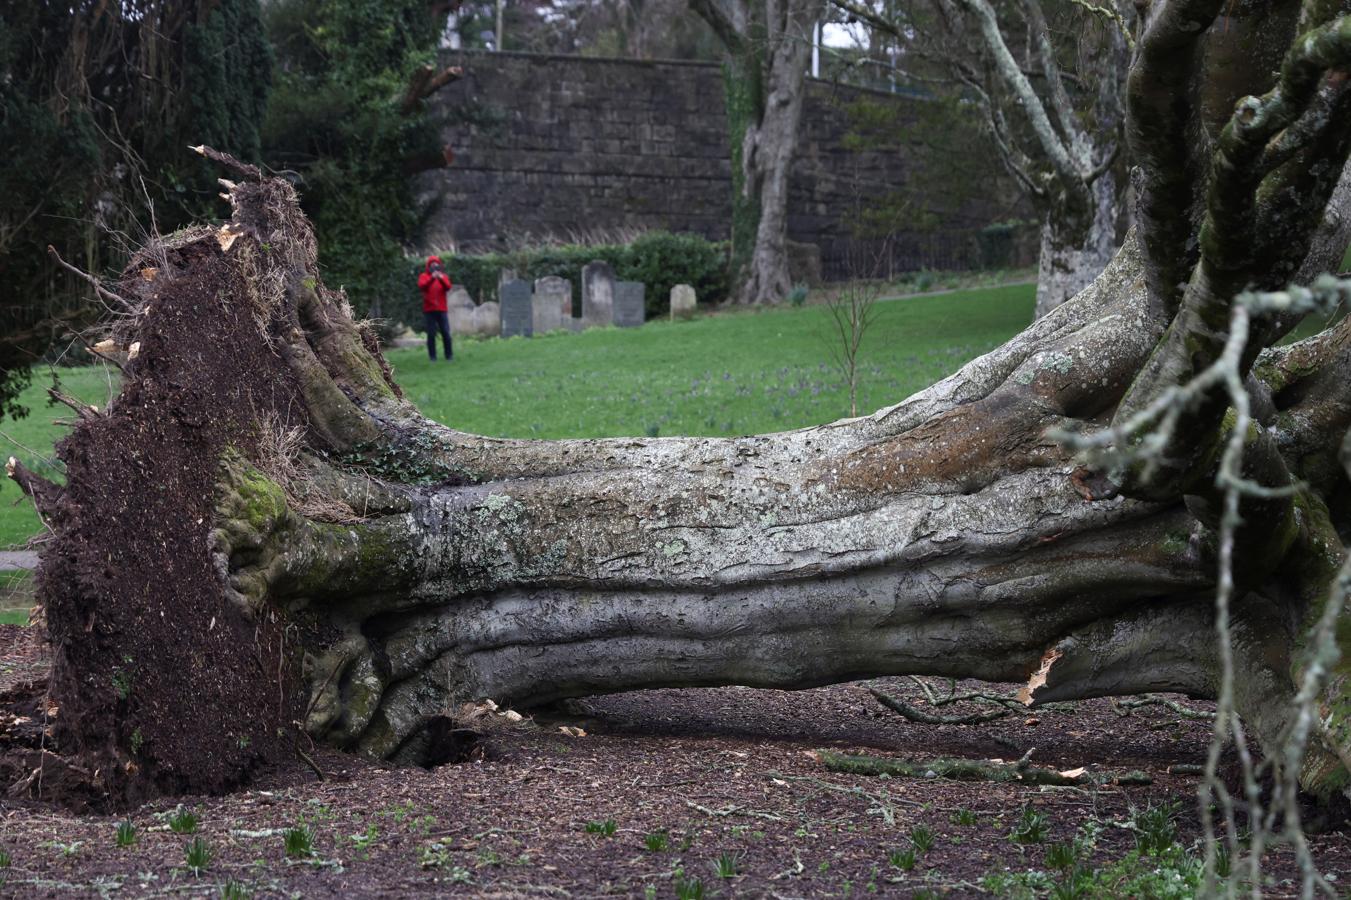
[
  {"x1": 1034, "y1": 171, "x2": 1122, "y2": 318},
  {"x1": 695, "y1": 0, "x2": 820, "y2": 305},
  {"x1": 735, "y1": 3, "x2": 812, "y2": 304}
]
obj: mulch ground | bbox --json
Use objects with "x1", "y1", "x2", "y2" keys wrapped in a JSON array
[{"x1": 0, "y1": 624, "x2": 1347, "y2": 898}]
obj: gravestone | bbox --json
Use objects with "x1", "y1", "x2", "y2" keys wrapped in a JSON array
[
  {"x1": 581, "y1": 261, "x2": 615, "y2": 327},
  {"x1": 446, "y1": 286, "x2": 476, "y2": 335},
  {"x1": 613, "y1": 281, "x2": 646, "y2": 329},
  {"x1": 474, "y1": 301, "x2": 501, "y2": 337},
  {"x1": 533, "y1": 276, "x2": 570, "y2": 334},
  {"x1": 670, "y1": 284, "x2": 696, "y2": 320},
  {"x1": 500, "y1": 279, "x2": 533, "y2": 337}
]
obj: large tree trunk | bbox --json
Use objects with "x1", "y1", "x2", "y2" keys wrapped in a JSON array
[
  {"x1": 1033, "y1": 170, "x2": 1121, "y2": 318},
  {"x1": 14, "y1": 149, "x2": 1351, "y2": 804}
]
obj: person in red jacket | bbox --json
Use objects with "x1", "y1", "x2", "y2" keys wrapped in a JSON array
[{"x1": 417, "y1": 255, "x2": 454, "y2": 361}]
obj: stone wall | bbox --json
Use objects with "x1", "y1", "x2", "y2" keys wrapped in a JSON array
[{"x1": 416, "y1": 49, "x2": 1024, "y2": 280}]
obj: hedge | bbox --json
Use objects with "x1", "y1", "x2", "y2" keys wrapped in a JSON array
[{"x1": 400, "y1": 231, "x2": 729, "y2": 328}]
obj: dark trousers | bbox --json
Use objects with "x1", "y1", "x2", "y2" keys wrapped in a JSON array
[{"x1": 424, "y1": 311, "x2": 453, "y2": 360}]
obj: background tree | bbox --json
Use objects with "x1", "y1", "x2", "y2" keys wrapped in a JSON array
[
  {"x1": 830, "y1": 0, "x2": 1130, "y2": 317},
  {"x1": 475, "y1": 0, "x2": 724, "y2": 58},
  {"x1": 0, "y1": 0, "x2": 271, "y2": 419},
  {"x1": 261, "y1": 0, "x2": 462, "y2": 321},
  {"x1": 690, "y1": 0, "x2": 824, "y2": 305}
]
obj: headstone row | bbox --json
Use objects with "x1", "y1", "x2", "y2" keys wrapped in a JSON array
[{"x1": 444, "y1": 262, "x2": 697, "y2": 339}]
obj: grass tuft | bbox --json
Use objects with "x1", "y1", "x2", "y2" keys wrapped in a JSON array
[
  {"x1": 712, "y1": 850, "x2": 742, "y2": 879},
  {"x1": 283, "y1": 825, "x2": 315, "y2": 859},
  {"x1": 184, "y1": 836, "x2": 212, "y2": 875},
  {"x1": 888, "y1": 847, "x2": 917, "y2": 870},
  {"x1": 1010, "y1": 806, "x2": 1049, "y2": 844},
  {"x1": 168, "y1": 806, "x2": 199, "y2": 835},
  {"x1": 910, "y1": 824, "x2": 936, "y2": 854},
  {"x1": 583, "y1": 819, "x2": 617, "y2": 837}
]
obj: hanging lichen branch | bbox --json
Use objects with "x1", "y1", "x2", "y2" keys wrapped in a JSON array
[
  {"x1": 1063, "y1": 0, "x2": 1135, "y2": 52},
  {"x1": 1054, "y1": 275, "x2": 1351, "y2": 899}
]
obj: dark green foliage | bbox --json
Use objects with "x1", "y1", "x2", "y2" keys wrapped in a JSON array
[
  {"x1": 406, "y1": 232, "x2": 729, "y2": 327},
  {"x1": 622, "y1": 232, "x2": 729, "y2": 316},
  {"x1": 262, "y1": 0, "x2": 447, "y2": 321},
  {"x1": 722, "y1": 56, "x2": 764, "y2": 287},
  {"x1": 182, "y1": 3, "x2": 273, "y2": 164},
  {"x1": 0, "y1": 0, "x2": 271, "y2": 421}
]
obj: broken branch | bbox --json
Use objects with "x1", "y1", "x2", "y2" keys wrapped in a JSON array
[{"x1": 46, "y1": 245, "x2": 132, "y2": 314}]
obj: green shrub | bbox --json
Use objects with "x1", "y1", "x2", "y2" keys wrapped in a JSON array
[
  {"x1": 621, "y1": 231, "x2": 729, "y2": 317},
  {"x1": 404, "y1": 232, "x2": 729, "y2": 329}
]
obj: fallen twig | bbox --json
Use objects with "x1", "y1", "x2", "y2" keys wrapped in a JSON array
[
  {"x1": 684, "y1": 800, "x2": 784, "y2": 822},
  {"x1": 871, "y1": 687, "x2": 1010, "y2": 724},
  {"x1": 812, "y1": 750, "x2": 1152, "y2": 786},
  {"x1": 1111, "y1": 695, "x2": 1215, "y2": 720}
]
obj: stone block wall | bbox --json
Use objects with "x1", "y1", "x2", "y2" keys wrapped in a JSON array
[{"x1": 416, "y1": 50, "x2": 1024, "y2": 280}]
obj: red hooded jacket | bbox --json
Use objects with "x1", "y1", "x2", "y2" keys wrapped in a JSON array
[{"x1": 418, "y1": 256, "x2": 453, "y2": 313}]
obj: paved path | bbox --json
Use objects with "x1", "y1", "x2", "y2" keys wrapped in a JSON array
[{"x1": 0, "y1": 552, "x2": 37, "y2": 571}]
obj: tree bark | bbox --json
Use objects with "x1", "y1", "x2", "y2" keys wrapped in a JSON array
[{"x1": 18, "y1": 164, "x2": 1350, "y2": 802}]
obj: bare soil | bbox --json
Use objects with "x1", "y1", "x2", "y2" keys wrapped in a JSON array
[{"x1": 0, "y1": 623, "x2": 1347, "y2": 898}]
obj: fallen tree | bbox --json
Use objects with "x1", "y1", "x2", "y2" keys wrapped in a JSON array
[{"x1": 10, "y1": 3, "x2": 1351, "y2": 815}]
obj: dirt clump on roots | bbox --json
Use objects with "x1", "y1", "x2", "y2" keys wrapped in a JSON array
[{"x1": 28, "y1": 233, "x2": 310, "y2": 806}]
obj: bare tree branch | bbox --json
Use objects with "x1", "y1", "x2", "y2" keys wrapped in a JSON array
[
  {"x1": 951, "y1": 0, "x2": 1083, "y2": 187},
  {"x1": 1018, "y1": 0, "x2": 1086, "y2": 164}
]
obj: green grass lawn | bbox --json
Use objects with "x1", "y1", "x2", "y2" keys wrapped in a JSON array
[
  {"x1": 394, "y1": 283, "x2": 1035, "y2": 439},
  {"x1": 1, "y1": 283, "x2": 1036, "y2": 549}
]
